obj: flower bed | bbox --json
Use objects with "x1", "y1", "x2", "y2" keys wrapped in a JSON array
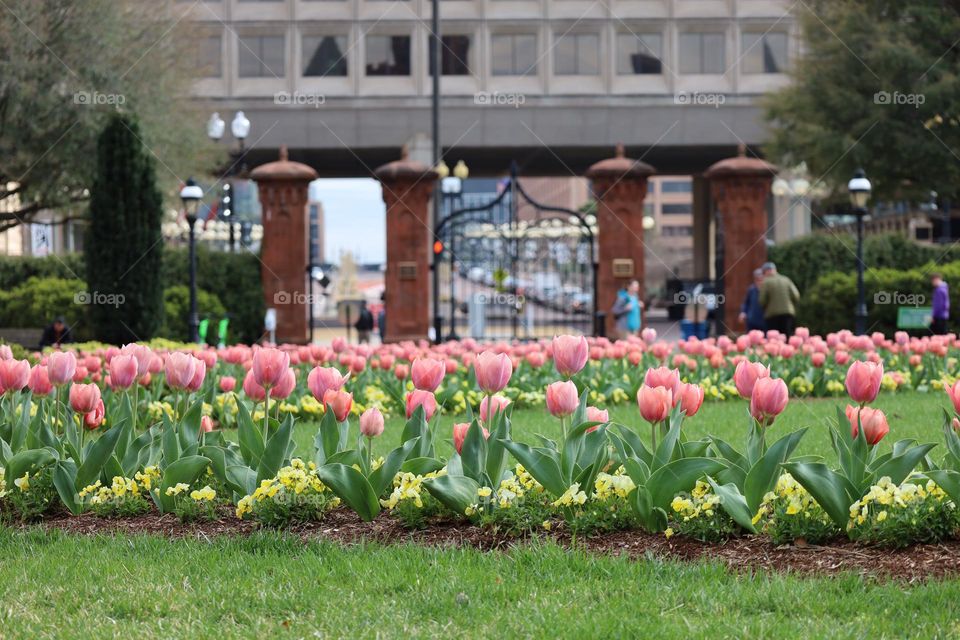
[{"x1": 3, "y1": 332, "x2": 960, "y2": 564}]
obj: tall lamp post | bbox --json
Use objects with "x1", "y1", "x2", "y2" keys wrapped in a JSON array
[
  {"x1": 442, "y1": 160, "x2": 469, "y2": 340},
  {"x1": 848, "y1": 168, "x2": 872, "y2": 335},
  {"x1": 432, "y1": 160, "x2": 450, "y2": 343},
  {"x1": 180, "y1": 178, "x2": 204, "y2": 343},
  {"x1": 207, "y1": 111, "x2": 251, "y2": 252}
]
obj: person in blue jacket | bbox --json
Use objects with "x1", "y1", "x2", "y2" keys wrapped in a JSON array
[{"x1": 738, "y1": 268, "x2": 766, "y2": 332}]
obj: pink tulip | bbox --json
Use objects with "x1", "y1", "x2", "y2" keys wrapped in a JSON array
[
  {"x1": 734, "y1": 360, "x2": 770, "y2": 399},
  {"x1": 641, "y1": 327, "x2": 657, "y2": 343},
  {"x1": 811, "y1": 352, "x2": 826, "y2": 368},
  {"x1": 46, "y1": 351, "x2": 77, "y2": 386},
  {"x1": 242, "y1": 370, "x2": 266, "y2": 402},
  {"x1": 72, "y1": 365, "x2": 89, "y2": 383},
  {"x1": 479, "y1": 395, "x2": 511, "y2": 424},
  {"x1": 186, "y1": 358, "x2": 207, "y2": 392},
  {"x1": 394, "y1": 364, "x2": 409, "y2": 380},
  {"x1": 545, "y1": 380, "x2": 579, "y2": 418},
  {"x1": 165, "y1": 352, "x2": 196, "y2": 390},
  {"x1": 552, "y1": 335, "x2": 589, "y2": 377},
  {"x1": 120, "y1": 343, "x2": 153, "y2": 377},
  {"x1": 323, "y1": 389, "x2": 354, "y2": 422},
  {"x1": 308, "y1": 366, "x2": 348, "y2": 402},
  {"x1": 845, "y1": 360, "x2": 883, "y2": 405},
  {"x1": 252, "y1": 348, "x2": 290, "y2": 389},
  {"x1": 200, "y1": 415, "x2": 215, "y2": 433},
  {"x1": 0, "y1": 359, "x2": 30, "y2": 393},
  {"x1": 453, "y1": 422, "x2": 489, "y2": 454},
  {"x1": 272, "y1": 368, "x2": 297, "y2": 400},
  {"x1": 69, "y1": 383, "x2": 102, "y2": 414},
  {"x1": 359, "y1": 407, "x2": 385, "y2": 438},
  {"x1": 834, "y1": 350, "x2": 850, "y2": 366},
  {"x1": 845, "y1": 405, "x2": 889, "y2": 446},
  {"x1": 637, "y1": 385, "x2": 673, "y2": 424},
  {"x1": 219, "y1": 376, "x2": 236, "y2": 393},
  {"x1": 643, "y1": 366, "x2": 682, "y2": 397},
  {"x1": 28, "y1": 365, "x2": 53, "y2": 396},
  {"x1": 585, "y1": 406, "x2": 609, "y2": 424},
  {"x1": 676, "y1": 382, "x2": 704, "y2": 417},
  {"x1": 749, "y1": 377, "x2": 789, "y2": 426},
  {"x1": 474, "y1": 351, "x2": 513, "y2": 393},
  {"x1": 411, "y1": 357, "x2": 445, "y2": 392},
  {"x1": 0, "y1": 345, "x2": 11, "y2": 360},
  {"x1": 83, "y1": 399, "x2": 105, "y2": 430},
  {"x1": 405, "y1": 389, "x2": 437, "y2": 421},
  {"x1": 108, "y1": 355, "x2": 138, "y2": 390}
]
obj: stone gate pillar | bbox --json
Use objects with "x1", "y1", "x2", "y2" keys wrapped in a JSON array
[
  {"x1": 250, "y1": 146, "x2": 318, "y2": 344},
  {"x1": 586, "y1": 144, "x2": 655, "y2": 337},
  {"x1": 705, "y1": 145, "x2": 776, "y2": 334},
  {"x1": 374, "y1": 148, "x2": 438, "y2": 343}
]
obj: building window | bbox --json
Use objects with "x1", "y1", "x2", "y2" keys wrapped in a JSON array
[
  {"x1": 365, "y1": 35, "x2": 411, "y2": 76},
  {"x1": 741, "y1": 32, "x2": 788, "y2": 74},
  {"x1": 198, "y1": 35, "x2": 222, "y2": 78},
  {"x1": 428, "y1": 35, "x2": 471, "y2": 76},
  {"x1": 491, "y1": 34, "x2": 537, "y2": 76},
  {"x1": 616, "y1": 32, "x2": 661, "y2": 75},
  {"x1": 303, "y1": 35, "x2": 347, "y2": 77},
  {"x1": 662, "y1": 203, "x2": 692, "y2": 215},
  {"x1": 662, "y1": 225, "x2": 692, "y2": 237},
  {"x1": 661, "y1": 180, "x2": 692, "y2": 193},
  {"x1": 554, "y1": 33, "x2": 599, "y2": 76},
  {"x1": 238, "y1": 35, "x2": 285, "y2": 78},
  {"x1": 678, "y1": 32, "x2": 725, "y2": 74}
]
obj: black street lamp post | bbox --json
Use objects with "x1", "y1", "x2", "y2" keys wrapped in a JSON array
[
  {"x1": 848, "y1": 168, "x2": 872, "y2": 335},
  {"x1": 180, "y1": 178, "x2": 204, "y2": 343}
]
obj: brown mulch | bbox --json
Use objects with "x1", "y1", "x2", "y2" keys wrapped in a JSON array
[{"x1": 29, "y1": 508, "x2": 960, "y2": 581}]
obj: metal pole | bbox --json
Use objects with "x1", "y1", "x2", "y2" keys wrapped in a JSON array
[
  {"x1": 430, "y1": 0, "x2": 442, "y2": 343},
  {"x1": 855, "y1": 211, "x2": 867, "y2": 335},
  {"x1": 448, "y1": 193, "x2": 457, "y2": 340},
  {"x1": 509, "y1": 164, "x2": 519, "y2": 338},
  {"x1": 188, "y1": 216, "x2": 199, "y2": 343}
]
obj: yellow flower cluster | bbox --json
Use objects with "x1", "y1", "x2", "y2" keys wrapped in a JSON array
[
  {"x1": 788, "y1": 376, "x2": 814, "y2": 396},
  {"x1": 190, "y1": 486, "x2": 217, "y2": 502},
  {"x1": 380, "y1": 467, "x2": 447, "y2": 510},
  {"x1": 81, "y1": 476, "x2": 140, "y2": 505},
  {"x1": 594, "y1": 467, "x2": 636, "y2": 501},
  {"x1": 514, "y1": 464, "x2": 542, "y2": 492},
  {"x1": 670, "y1": 481, "x2": 720, "y2": 521},
  {"x1": 165, "y1": 483, "x2": 190, "y2": 497},
  {"x1": 754, "y1": 472, "x2": 825, "y2": 524},
  {"x1": 552, "y1": 483, "x2": 588, "y2": 508},
  {"x1": 848, "y1": 476, "x2": 951, "y2": 527},
  {"x1": 236, "y1": 458, "x2": 337, "y2": 519},
  {"x1": 147, "y1": 401, "x2": 176, "y2": 422},
  {"x1": 825, "y1": 379, "x2": 846, "y2": 395},
  {"x1": 609, "y1": 387, "x2": 630, "y2": 404},
  {"x1": 215, "y1": 393, "x2": 239, "y2": 416},
  {"x1": 299, "y1": 395, "x2": 324, "y2": 416},
  {"x1": 13, "y1": 472, "x2": 31, "y2": 492},
  {"x1": 0, "y1": 467, "x2": 7, "y2": 499}
]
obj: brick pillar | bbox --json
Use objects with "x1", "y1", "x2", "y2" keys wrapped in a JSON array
[
  {"x1": 586, "y1": 144, "x2": 655, "y2": 337},
  {"x1": 250, "y1": 146, "x2": 318, "y2": 344},
  {"x1": 705, "y1": 145, "x2": 776, "y2": 334},
  {"x1": 374, "y1": 148, "x2": 438, "y2": 343}
]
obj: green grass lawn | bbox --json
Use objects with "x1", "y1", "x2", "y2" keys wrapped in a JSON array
[{"x1": 2, "y1": 390, "x2": 958, "y2": 639}]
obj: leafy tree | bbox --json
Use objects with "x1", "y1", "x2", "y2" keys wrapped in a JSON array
[
  {"x1": 765, "y1": 1, "x2": 960, "y2": 203},
  {"x1": 85, "y1": 114, "x2": 164, "y2": 343},
  {"x1": 0, "y1": 0, "x2": 219, "y2": 230}
]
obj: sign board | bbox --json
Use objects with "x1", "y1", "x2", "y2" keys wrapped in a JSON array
[
  {"x1": 612, "y1": 258, "x2": 634, "y2": 278},
  {"x1": 398, "y1": 262, "x2": 418, "y2": 280},
  {"x1": 897, "y1": 306, "x2": 931, "y2": 329}
]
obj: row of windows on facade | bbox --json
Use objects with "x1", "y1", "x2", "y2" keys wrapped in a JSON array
[{"x1": 197, "y1": 31, "x2": 787, "y2": 78}]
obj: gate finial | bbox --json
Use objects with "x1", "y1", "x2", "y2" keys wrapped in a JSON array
[{"x1": 615, "y1": 142, "x2": 625, "y2": 158}]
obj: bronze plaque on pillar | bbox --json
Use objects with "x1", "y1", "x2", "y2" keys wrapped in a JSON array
[
  {"x1": 612, "y1": 258, "x2": 635, "y2": 278},
  {"x1": 398, "y1": 262, "x2": 418, "y2": 280}
]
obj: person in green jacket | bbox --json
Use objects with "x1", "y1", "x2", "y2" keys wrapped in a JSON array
[{"x1": 758, "y1": 262, "x2": 800, "y2": 336}]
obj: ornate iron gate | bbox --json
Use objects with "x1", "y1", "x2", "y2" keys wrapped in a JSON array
[{"x1": 433, "y1": 164, "x2": 598, "y2": 341}]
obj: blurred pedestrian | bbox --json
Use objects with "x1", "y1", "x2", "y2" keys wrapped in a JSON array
[
  {"x1": 759, "y1": 262, "x2": 800, "y2": 335},
  {"x1": 931, "y1": 272, "x2": 950, "y2": 335},
  {"x1": 611, "y1": 279, "x2": 643, "y2": 339},
  {"x1": 738, "y1": 268, "x2": 767, "y2": 332}
]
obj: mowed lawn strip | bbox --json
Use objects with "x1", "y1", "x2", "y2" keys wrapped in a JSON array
[{"x1": 1, "y1": 528, "x2": 959, "y2": 639}]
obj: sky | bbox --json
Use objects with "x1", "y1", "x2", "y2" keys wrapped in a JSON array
[{"x1": 309, "y1": 178, "x2": 386, "y2": 264}]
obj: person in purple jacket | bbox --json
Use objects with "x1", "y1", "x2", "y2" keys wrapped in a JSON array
[{"x1": 931, "y1": 272, "x2": 950, "y2": 335}]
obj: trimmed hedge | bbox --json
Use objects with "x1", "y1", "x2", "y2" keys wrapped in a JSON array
[
  {"x1": 769, "y1": 233, "x2": 960, "y2": 296},
  {"x1": 0, "y1": 248, "x2": 264, "y2": 344},
  {"x1": 801, "y1": 261, "x2": 959, "y2": 336}
]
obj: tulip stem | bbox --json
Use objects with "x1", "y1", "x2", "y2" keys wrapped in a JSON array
[
  {"x1": 651, "y1": 422, "x2": 658, "y2": 451},
  {"x1": 365, "y1": 436, "x2": 373, "y2": 474},
  {"x1": 131, "y1": 385, "x2": 138, "y2": 434},
  {"x1": 262, "y1": 388, "x2": 271, "y2": 442}
]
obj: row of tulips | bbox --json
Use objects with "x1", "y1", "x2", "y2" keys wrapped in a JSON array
[{"x1": 2, "y1": 332, "x2": 960, "y2": 548}]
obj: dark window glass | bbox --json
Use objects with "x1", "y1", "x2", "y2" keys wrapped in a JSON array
[
  {"x1": 616, "y1": 32, "x2": 662, "y2": 75},
  {"x1": 303, "y1": 35, "x2": 348, "y2": 76},
  {"x1": 366, "y1": 35, "x2": 411, "y2": 76},
  {"x1": 238, "y1": 35, "x2": 285, "y2": 77},
  {"x1": 428, "y1": 35, "x2": 471, "y2": 75}
]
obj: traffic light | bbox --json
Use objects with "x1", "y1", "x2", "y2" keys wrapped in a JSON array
[
  {"x1": 433, "y1": 240, "x2": 444, "y2": 255},
  {"x1": 220, "y1": 181, "x2": 232, "y2": 219}
]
